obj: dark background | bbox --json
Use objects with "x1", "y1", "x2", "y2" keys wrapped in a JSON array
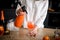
[
  {"x1": 0, "y1": 0, "x2": 16, "y2": 9},
  {"x1": 0, "y1": 0, "x2": 16, "y2": 21},
  {"x1": 0, "y1": 0, "x2": 60, "y2": 29}
]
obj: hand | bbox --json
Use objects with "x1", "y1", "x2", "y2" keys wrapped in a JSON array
[
  {"x1": 16, "y1": 9, "x2": 26, "y2": 16},
  {"x1": 17, "y1": 12, "x2": 26, "y2": 16},
  {"x1": 29, "y1": 26, "x2": 38, "y2": 37},
  {"x1": 19, "y1": 12, "x2": 26, "y2": 16}
]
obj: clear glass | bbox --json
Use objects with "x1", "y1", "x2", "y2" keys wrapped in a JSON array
[
  {"x1": 54, "y1": 27, "x2": 59, "y2": 37},
  {"x1": 27, "y1": 22, "x2": 35, "y2": 36}
]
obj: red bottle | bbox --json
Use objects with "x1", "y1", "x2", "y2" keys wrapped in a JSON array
[{"x1": 0, "y1": 10, "x2": 4, "y2": 36}]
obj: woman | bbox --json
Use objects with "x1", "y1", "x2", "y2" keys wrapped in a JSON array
[{"x1": 16, "y1": 0, "x2": 49, "y2": 36}]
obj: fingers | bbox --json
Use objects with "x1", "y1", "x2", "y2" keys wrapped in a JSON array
[
  {"x1": 29, "y1": 31, "x2": 36, "y2": 37},
  {"x1": 29, "y1": 27, "x2": 38, "y2": 37},
  {"x1": 16, "y1": 8, "x2": 26, "y2": 16},
  {"x1": 20, "y1": 12, "x2": 26, "y2": 15},
  {"x1": 17, "y1": 12, "x2": 26, "y2": 16}
]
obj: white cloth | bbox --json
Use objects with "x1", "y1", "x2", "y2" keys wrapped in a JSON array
[
  {"x1": 16, "y1": 0, "x2": 49, "y2": 28},
  {"x1": 7, "y1": 19, "x2": 20, "y2": 31}
]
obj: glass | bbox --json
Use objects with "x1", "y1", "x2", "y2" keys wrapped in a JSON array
[
  {"x1": 27, "y1": 22, "x2": 35, "y2": 30},
  {"x1": 54, "y1": 27, "x2": 59, "y2": 37},
  {"x1": 27, "y1": 22, "x2": 36, "y2": 37},
  {"x1": 54, "y1": 27, "x2": 60, "y2": 40}
]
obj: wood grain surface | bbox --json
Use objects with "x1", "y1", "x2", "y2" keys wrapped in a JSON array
[{"x1": 0, "y1": 28, "x2": 60, "y2": 40}]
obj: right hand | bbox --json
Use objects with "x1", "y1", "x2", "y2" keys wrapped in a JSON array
[{"x1": 16, "y1": 9, "x2": 26, "y2": 16}]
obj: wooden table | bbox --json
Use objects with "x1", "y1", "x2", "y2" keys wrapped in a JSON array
[{"x1": 0, "y1": 28, "x2": 60, "y2": 40}]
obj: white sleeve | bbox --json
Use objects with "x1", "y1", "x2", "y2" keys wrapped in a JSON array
[{"x1": 35, "y1": 0, "x2": 49, "y2": 28}]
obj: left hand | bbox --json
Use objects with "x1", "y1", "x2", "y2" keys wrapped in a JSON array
[{"x1": 29, "y1": 26, "x2": 38, "y2": 37}]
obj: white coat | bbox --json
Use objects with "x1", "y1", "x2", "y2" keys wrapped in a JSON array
[
  {"x1": 7, "y1": 0, "x2": 49, "y2": 31},
  {"x1": 16, "y1": 0, "x2": 49, "y2": 28}
]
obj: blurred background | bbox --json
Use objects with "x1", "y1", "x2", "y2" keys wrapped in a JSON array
[{"x1": 0, "y1": 0, "x2": 60, "y2": 29}]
